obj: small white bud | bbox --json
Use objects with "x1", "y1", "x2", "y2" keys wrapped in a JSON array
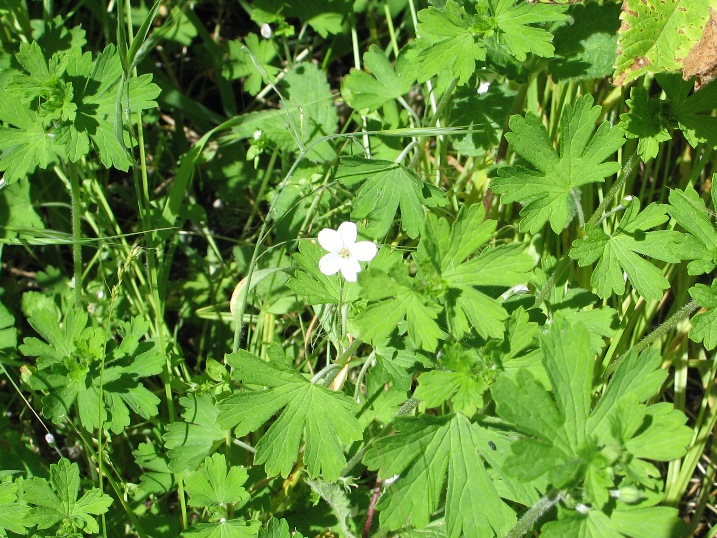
[
  {"x1": 477, "y1": 81, "x2": 491, "y2": 94},
  {"x1": 260, "y1": 24, "x2": 272, "y2": 39},
  {"x1": 575, "y1": 503, "x2": 590, "y2": 514},
  {"x1": 45, "y1": 433, "x2": 56, "y2": 445},
  {"x1": 253, "y1": 129, "x2": 263, "y2": 140}
]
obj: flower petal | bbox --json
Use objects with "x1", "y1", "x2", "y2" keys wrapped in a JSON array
[
  {"x1": 337, "y1": 222, "x2": 357, "y2": 245},
  {"x1": 340, "y1": 258, "x2": 361, "y2": 282},
  {"x1": 319, "y1": 253, "x2": 343, "y2": 275},
  {"x1": 349, "y1": 241, "x2": 378, "y2": 262},
  {"x1": 318, "y1": 229, "x2": 343, "y2": 253}
]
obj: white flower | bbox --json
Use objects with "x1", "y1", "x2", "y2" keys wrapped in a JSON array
[
  {"x1": 318, "y1": 222, "x2": 377, "y2": 282},
  {"x1": 260, "y1": 23, "x2": 272, "y2": 39},
  {"x1": 253, "y1": 129, "x2": 263, "y2": 140}
]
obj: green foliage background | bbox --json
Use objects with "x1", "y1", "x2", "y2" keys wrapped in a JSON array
[{"x1": 0, "y1": 0, "x2": 715, "y2": 537}]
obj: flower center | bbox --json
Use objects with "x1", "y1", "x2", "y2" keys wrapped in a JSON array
[{"x1": 339, "y1": 247, "x2": 351, "y2": 259}]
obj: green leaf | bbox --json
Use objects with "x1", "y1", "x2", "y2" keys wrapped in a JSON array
[
  {"x1": 182, "y1": 520, "x2": 261, "y2": 538},
  {"x1": 341, "y1": 45, "x2": 415, "y2": 112},
  {"x1": 587, "y1": 349, "x2": 667, "y2": 440},
  {"x1": 20, "y1": 309, "x2": 163, "y2": 433},
  {"x1": 364, "y1": 413, "x2": 518, "y2": 537},
  {"x1": 0, "y1": 481, "x2": 30, "y2": 535},
  {"x1": 415, "y1": 205, "x2": 534, "y2": 340},
  {"x1": 335, "y1": 156, "x2": 447, "y2": 239},
  {"x1": 223, "y1": 34, "x2": 278, "y2": 96},
  {"x1": 688, "y1": 280, "x2": 717, "y2": 350},
  {"x1": 619, "y1": 85, "x2": 672, "y2": 161},
  {"x1": 259, "y1": 518, "x2": 305, "y2": 538},
  {"x1": 414, "y1": 369, "x2": 487, "y2": 416},
  {"x1": 660, "y1": 74, "x2": 717, "y2": 148},
  {"x1": 23, "y1": 458, "x2": 112, "y2": 535},
  {"x1": 185, "y1": 454, "x2": 250, "y2": 508},
  {"x1": 624, "y1": 403, "x2": 693, "y2": 461},
  {"x1": 487, "y1": 0, "x2": 566, "y2": 62},
  {"x1": 570, "y1": 199, "x2": 684, "y2": 300},
  {"x1": 217, "y1": 350, "x2": 363, "y2": 481},
  {"x1": 0, "y1": 42, "x2": 160, "y2": 181},
  {"x1": 165, "y1": 394, "x2": 227, "y2": 473},
  {"x1": 0, "y1": 96, "x2": 64, "y2": 183},
  {"x1": 493, "y1": 319, "x2": 690, "y2": 511},
  {"x1": 668, "y1": 185, "x2": 717, "y2": 275},
  {"x1": 614, "y1": 0, "x2": 710, "y2": 85},
  {"x1": 133, "y1": 442, "x2": 174, "y2": 495},
  {"x1": 412, "y1": 0, "x2": 486, "y2": 85},
  {"x1": 231, "y1": 62, "x2": 337, "y2": 162},
  {"x1": 542, "y1": 505, "x2": 687, "y2": 538},
  {"x1": 356, "y1": 268, "x2": 445, "y2": 352},
  {"x1": 549, "y1": 2, "x2": 620, "y2": 83},
  {"x1": 492, "y1": 94, "x2": 625, "y2": 233}
]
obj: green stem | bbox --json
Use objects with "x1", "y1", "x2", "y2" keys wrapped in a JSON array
[
  {"x1": 504, "y1": 489, "x2": 562, "y2": 538},
  {"x1": 68, "y1": 167, "x2": 83, "y2": 306},
  {"x1": 605, "y1": 299, "x2": 699, "y2": 377},
  {"x1": 586, "y1": 152, "x2": 638, "y2": 229}
]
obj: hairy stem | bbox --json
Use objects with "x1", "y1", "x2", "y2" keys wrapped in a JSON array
[{"x1": 505, "y1": 489, "x2": 562, "y2": 538}]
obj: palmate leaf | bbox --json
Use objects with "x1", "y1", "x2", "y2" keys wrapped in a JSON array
[
  {"x1": 415, "y1": 204, "x2": 534, "y2": 340},
  {"x1": 164, "y1": 394, "x2": 227, "y2": 473},
  {"x1": 334, "y1": 156, "x2": 447, "y2": 239},
  {"x1": 341, "y1": 45, "x2": 416, "y2": 112},
  {"x1": 570, "y1": 199, "x2": 684, "y2": 301},
  {"x1": 667, "y1": 185, "x2": 717, "y2": 275},
  {"x1": 621, "y1": 76, "x2": 717, "y2": 161},
  {"x1": 23, "y1": 458, "x2": 112, "y2": 535},
  {"x1": 613, "y1": 0, "x2": 710, "y2": 85},
  {"x1": 486, "y1": 0, "x2": 567, "y2": 62},
  {"x1": 411, "y1": 0, "x2": 564, "y2": 85},
  {"x1": 19, "y1": 309, "x2": 163, "y2": 434},
  {"x1": 412, "y1": 0, "x2": 487, "y2": 85},
  {"x1": 356, "y1": 204, "x2": 532, "y2": 350},
  {"x1": 185, "y1": 454, "x2": 250, "y2": 508},
  {"x1": 688, "y1": 280, "x2": 717, "y2": 350},
  {"x1": 619, "y1": 85, "x2": 672, "y2": 161},
  {"x1": 223, "y1": 33, "x2": 278, "y2": 96},
  {"x1": 217, "y1": 350, "x2": 363, "y2": 481},
  {"x1": 364, "y1": 413, "x2": 530, "y2": 537},
  {"x1": 492, "y1": 320, "x2": 691, "y2": 527},
  {"x1": 356, "y1": 268, "x2": 446, "y2": 352},
  {"x1": 492, "y1": 94, "x2": 625, "y2": 233},
  {"x1": 0, "y1": 481, "x2": 30, "y2": 535},
  {"x1": 0, "y1": 42, "x2": 159, "y2": 182}
]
